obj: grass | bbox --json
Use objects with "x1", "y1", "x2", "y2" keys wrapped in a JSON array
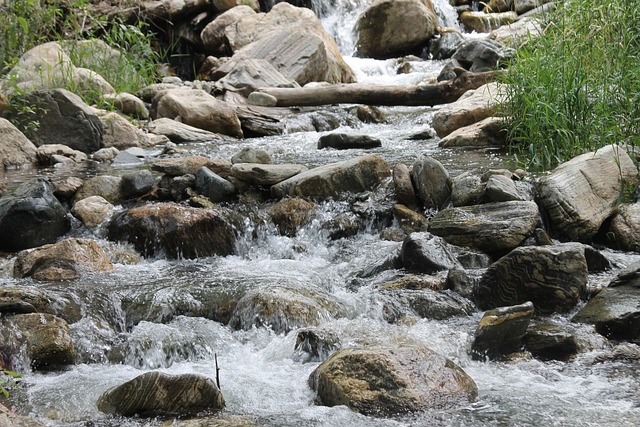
[{"x1": 501, "y1": 0, "x2": 640, "y2": 170}]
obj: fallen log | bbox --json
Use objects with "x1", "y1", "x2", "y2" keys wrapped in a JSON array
[{"x1": 253, "y1": 68, "x2": 501, "y2": 107}]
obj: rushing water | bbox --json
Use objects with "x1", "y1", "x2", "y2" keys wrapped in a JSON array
[{"x1": 2, "y1": 1, "x2": 640, "y2": 426}]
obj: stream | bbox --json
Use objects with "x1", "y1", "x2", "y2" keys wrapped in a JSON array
[{"x1": 2, "y1": 1, "x2": 640, "y2": 426}]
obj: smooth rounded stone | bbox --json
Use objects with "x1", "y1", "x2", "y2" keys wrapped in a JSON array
[
  {"x1": 429, "y1": 30, "x2": 465, "y2": 60},
  {"x1": 91, "y1": 147, "x2": 120, "y2": 163},
  {"x1": 13, "y1": 238, "x2": 114, "y2": 281},
  {"x1": 317, "y1": 133, "x2": 382, "y2": 150},
  {"x1": 152, "y1": 156, "x2": 232, "y2": 177},
  {"x1": 411, "y1": 156, "x2": 451, "y2": 210},
  {"x1": 98, "y1": 111, "x2": 154, "y2": 149},
  {"x1": 271, "y1": 155, "x2": 390, "y2": 200},
  {"x1": 429, "y1": 200, "x2": 540, "y2": 254},
  {"x1": 231, "y1": 163, "x2": 308, "y2": 186},
  {"x1": 355, "y1": 105, "x2": 386, "y2": 123},
  {"x1": 120, "y1": 170, "x2": 156, "y2": 199},
  {"x1": 477, "y1": 244, "x2": 588, "y2": 314},
  {"x1": 392, "y1": 163, "x2": 419, "y2": 209},
  {"x1": 247, "y1": 91, "x2": 278, "y2": 107},
  {"x1": 229, "y1": 285, "x2": 346, "y2": 334},
  {"x1": 400, "y1": 232, "x2": 460, "y2": 273},
  {"x1": 608, "y1": 203, "x2": 640, "y2": 252},
  {"x1": 309, "y1": 345, "x2": 478, "y2": 416},
  {"x1": 231, "y1": 147, "x2": 272, "y2": 165},
  {"x1": 136, "y1": 83, "x2": 181, "y2": 103},
  {"x1": 112, "y1": 151, "x2": 144, "y2": 166},
  {"x1": 0, "y1": 178, "x2": 70, "y2": 252},
  {"x1": 201, "y1": 5, "x2": 257, "y2": 55},
  {"x1": 355, "y1": 0, "x2": 438, "y2": 59},
  {"x1": 452, "y1": 38, "x2": 515, "y2": 71},
  {"x1": 382, "y1": 288, "x2": 475, "y2": 323},
  {"x1": 97, "y1": 371, "x2": 224, "y2": 417},
  {"x1": 483, "y1": 174, "x2": 521, "y2": 202},
  {"x1": 73, "y1": 175, "x2": 123, "y2": 204},
  {"x1": 0, "y1": 299, "x2": 37, "y2": 315},
  {"x1": 72, "y1": 196, "x2": 116, "y2": 228},
  {"x1": 36, "y1": 144, "x2": 88, "y2": 165},
  {"x1": 451, "y1": 172, "x2": 483, "y2": 207},
  {"x1": 525, "y1": 321, "x2": 582, "y2": 361},
  {"x1": 147, "y1": 118, "x2": 225, "y2": 144},
  {"x1": 572, "y1": 285, "x2": 640, "y2": 341},
  {"x1": 107, "y1": 202, "x2": 237, "y2": 259},
  {"x1": 153, "y1": 88, "x2": 243, "y2": 138},
  {"x1": 438, "y1": 116, "x2": 508, "y2": 149},
  {"x1": 2, "y1": 313, "x2": 74, "y2": 370},
  {"x1": 471, "y1": 301, "x2": 534, "y2": 361},
  {"x1": 0, "y1": 117, "x2": 38, "y2": 169},
  {"x1": 103, "y1": 92, "x2": 149, "y2": 119},
  {"x1": 195, "y1": 166, "x2": 237, "y2": 203},
  {"x1": 293, "y1": 328, "x2": 341, "y2": 363},
  {"x1": 536, "y1": 145, "x2": 638, "y2": 242},
  {"x1": 432, "y1": 82, "x2": 503, "y2": 138},
  {"x1": 270, "y1": 197, "x2": 317, "y2": 237},
  {"x1": 459, "y1": 10, "x2": 518, "y2": 33},
  {"x1": 393, "y1": 204, "x2": 429, "y2": 234}
]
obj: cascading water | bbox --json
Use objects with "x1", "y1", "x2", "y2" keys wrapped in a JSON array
[{"x1": 2, "y1": 1, "x2": 640, "y2": 427}]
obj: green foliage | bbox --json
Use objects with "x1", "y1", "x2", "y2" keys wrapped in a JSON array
[
  {"x1": 501, "y1": 0, "x2": 640, "y2": 170},
  {"x1": 0, "y1": 369, "x2": 22, "y2": 399}
]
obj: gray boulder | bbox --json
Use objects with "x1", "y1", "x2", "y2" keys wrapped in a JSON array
[
  {"x1": 217, "y1": 58, "x2": 299, "y2": 96},
  {"x1": 120, "y1": 170, "x2": 156, "y2": 199},
  {"x1": 97, "y1": 371, "x2": 224, "y2": 417},
  {"x1": 0, "y1": 118, "x2": 38, "y2": 169},
  {"x1": 317, "y1": 133, "x2": 382, "y2": 150},
  {"x1": 309, "y1": 345, "x2": 478, "y2": 416},
  {"x1": 73, "y1": 175, "x2": 123, "y2": 204},
  {"x1": 200, "y1": 5, "x2": 257, "y2": 55},
  {"x1": 477, "y1": 244, "x2": 588, "y2": 314},
  {"x1": 231, "y1": 163, "x2": 308, "y2": 186},
  {"x1": 536, "y1": 145, "x2": 638, "y2": 242},
  {"x1": 0, "y1": 178, "x2": 70, "y2": 251},
  {"x1": 606, "y1": 202, "x2": 640, "y2": 252},
  {"x1": 452, "y1": 39, "x2": 515, "y2": 72},
  {"x1": 411, "y1": 156, "x2": 451, "y2": 210},
  {"x1": 471, "y1": 302, "x2": 534, "y2": 360},
  {"x1": 195, "y1": 166, "x2": 237, "y2": 202},
  {"x1": 147, "y1": 118, "x2": 225, "y2": 144},
  {"x1": 438, "y1": 116, "x2": 507, "y2": 148},
  {"x1": 392, "y1": 163, "x2": 419, "y2": 209},
  {"x1": 400, "y1": 232, "x2": 461, "y2": 274},
  {"x1": 152, "y1": 156, "x2": 232, "y2": 178},
  {"x1": 381, "y1": 288, "x2": 474, "y2": 323},
  {"x1": 231, "y1": 147, "x2": 272, "y2": 164}
]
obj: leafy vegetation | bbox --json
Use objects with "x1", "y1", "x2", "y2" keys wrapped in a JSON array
[
  {"x1": 501, "y1": 0, "x2": 640, "y2": 170},
  {"x1": 1, "y1": 369, "x2": 22, "y2": 399}
]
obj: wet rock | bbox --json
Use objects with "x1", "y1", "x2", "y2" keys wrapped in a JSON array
[
  {"x1": 451, "y1": 172, "x2": 483, "y2": 207},
  {"x1": 446, "y1": 268, "x2": 482, "y2": 301},
  {"x1": 393, "y1": 204, "x2": 429, "y2": 234},
  {"x1": 536, "y1": 145, "x2": 638, "y2": 242},
  {"x1": 2, "y1": 313, "x2": 74, "y2": 370},
  {"x1": 392, "y1": 163, "x2": 419, "y2": 209},
  {"x1": 525, "y1": 321, "x2": 582, "y2": 361},
  {"x1": 317, "y1": 133, "x2": 382, "y2": 150},
  {"x1": 231, "y1": 163, "x2": 308, "y2": 186},
  {"x1": 452, "y1": 39, "x2": 515, "y2": 71},
  {"x1": 0, "y1": 403, "x2": 48, "y2": 426},
  {"x1": 14, "y1": 238, "x2": 114, "y2": 281},
  {"x1": 0, "y1": 118, "x2": 38, "y2": 169},
  {"x1": 608, "y1": 202, "x2": 640, "y2": 252},
  {"x1": 438, "y1": 116, "x2": 507, "y2": 149},
  {"x1": 0, "y1": 178, "x2": 70, "y2": 252},
  {"x1": 161, "y1": 174, "x2": 196, "y2": 202},
  {"x1": 231, "y1": 147, "x2": 272, "y2": 165},
  {"x1": 323, "y1": 212, "x2": 363, "y2": 240},
  {"x1": 382, "y1": 288, "x2": 475, "y2": 323},
  {"x1": 36, "y1": 144, "x2": 88, "y2": 165},
  {"x1": 411, "y1": 156, "x2": 451, "y2": 210},
  {"x1": 92, "y1": 147, "x2": 119, "y2": 163},
  {"x1": 355, "y1": 0, "x2": 438, "y2": 59},
  {"x1": 0, "y1": 287, "x2": 54, "y2": 315},
  {"x1": 379, "y1": 274, "x2": 447, "y2": 292},
  {"x1": 477, "y1": 244, "x2": 588, "y2": 314},
  {"x1": 471, "y1": 302, "x2": 534, "y2": 361},
  {"x1": 459, "y1": 11, "x2": 518, "y2": 33},
  {"x1": 195, "y1": 166, "x2": 237, "y2": 203},
  {"x1": 147, "y1": 118, "x2": 226, "y2": 144},
  {"x1": 107, "y1": 203, "x2": 237, "y2": 259},
  {"x1": 429, "y1": 30, "x2": 465, "y2": 60},
  {"x1": 309, "y1": 345, "x2": 478, "y2": 416},
  {"x1": 593, "y1": 343, "x2": 640, "y2": 364},
  {"x1": 158, "y1": 415, "x2": 260, "y2": 427},
  {"x1": 400, "y1": 232, "x2": 460, "y2": 274},
  {"x1": 217, "y1": 58, "x2": 299, "y2": 96},
  {"x1": 293, "y1": 328, "x2": 341, "y2": 363},
  {"x1": 153, "y1": 156, "x2": 232, "y2": 178},
  {"x1": 429, "y1": 200, "x2": 539, "y2": 254},
  {"x1": 73, "y1": 175, "x2": 123, "y2": 204},
  {"x1": 120, "y1": 170, "x2": 156, "y2": 199},
  {"x1": 271, "y1": 155, "x2": 390, "y2": 200},
  {"x1": 229, "y1": 285, "x2": 346, "y2": 334},
  {"x1": 97, "y1": 371, "x2": 224, "y2": 417},
  {"x1": 98, "y1": 111, "x2": 154, "y2": 149},
  {"x1": 72, "y1": 196, "x2": 116, "y2": 228},
  {"x1": 483, "y1": 174, "x2": 522, "y2": 202},
  {"x1": 153, "y1": 88, "x2": 243, "y2": 138},
  {"x1": 270, "y1": 197, "x2": 317, "y2": 237},
  {"x1": 431, "y1": 82, "x2": 503, "y2": 137}
]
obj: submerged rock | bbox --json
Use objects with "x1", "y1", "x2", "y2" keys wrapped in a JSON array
[
  {"x1": 270, "y1": 197, "x2": 317, "y2": 237},
  {"x1": 97, "y1": 371, "x2": 224, "y2": 417},
  {"x1": 309, "y1": 345, "x2": 478, "y2": 416}
]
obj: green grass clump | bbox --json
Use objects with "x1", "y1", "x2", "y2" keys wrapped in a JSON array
[{"x1": 501, "y1": 0, "x2": 640, "y2": 170}]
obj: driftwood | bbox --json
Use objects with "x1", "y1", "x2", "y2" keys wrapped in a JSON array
[{"x1": 253, "y1": 68, "x2": 501, "y2": 107}]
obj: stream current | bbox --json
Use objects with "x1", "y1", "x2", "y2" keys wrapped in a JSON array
[{"x1": 1, "y1": 1, "x2": 640, "y2": 426}]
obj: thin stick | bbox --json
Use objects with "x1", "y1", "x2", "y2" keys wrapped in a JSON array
[{"x1": 215, "y1": 353, "x2": 221, "y2": 390}]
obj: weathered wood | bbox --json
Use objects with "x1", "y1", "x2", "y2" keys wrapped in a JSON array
[{"x1": 254, "y1": 69, "x2": 500, "y2": 107}]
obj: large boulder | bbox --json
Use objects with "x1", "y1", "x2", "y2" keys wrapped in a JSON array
[
  {"x1": 380, "y1": 288, "x2": 474, "y2": 322},
  {"x1": 0, "y1": 118, "x2": 38, "y2": 169},
  {"x1": 354, "y1": 0, "x2": 438, "y2": 59},
  {"x1": 107, "y1": 203, "x2": 237, "y2": 259},
  {"x1": 400, "y1": 232, "x2": 460, "y2": 274},
  {"x1": 309, "y1": 345, "x2": 478, "y2": 416},
  {"x1": 97, "y1": 371, "x2": 224, "y2": 417},
  {"x1": 471, "y1": 302, "x2": 534, "y2": 360},
  {"x1": 153, "y1": 88, "x2": 243, "y2": 138},
  {"x1": 477, "y1": 244, "x2": 589, "y2": 314},
  {"x1": 411, "y1": 156, "x2": 451, "y2": 210},
  {"x1": 0, "y1": 178, "x2": 70, "y2": 252},
  {"x1": 536, "y1": 145, "x2": 638, "y2": 242},
  {"x1": 438, "y1": 116, "x2": 507, "y2": 148},
  {"x1": 429, "y1": 200, "x2": 539, "y2": 254},
  {"x1": 9, "y1": 88, "x2": 103, "y2": 153},
  {"x1": 147, "y1": 118, "x2": 226, "y2": 144},
  {"x1": 216, "y1": 58, "x2": 300, "y2": 95},
  {"x1": 97, "y1": 111, "x2": 154, "y2": 149},
  {"x1": 201, "y1": 5, "x2": 258, "y2": 55},
  {"x1": 608, "y1": 203, "x2": 640, "y2": 252},
  {"x1": 271, "y1": 155, "x2": 390, "y2": 200},
  {"x1": 13, "y1": 238, "x2": 113, "y2": 281}
]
